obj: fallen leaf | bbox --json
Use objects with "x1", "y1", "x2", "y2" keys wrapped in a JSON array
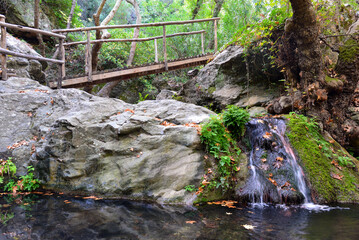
[
  {"x1": 261, "y1": 158, "x2": 267, "y2": 163},
  {"x1": 186, "y1": 220, "x2": 196, "y2": 224},
  {"x1": 273, "y1": 161, "x2": 283, "y2": 169},
  {"x1": 331, "y1": 172, "x2": 343, "y2": 180},
  {"x1": 276, "y1": 157, "x2": 283, "y2": 162},
  {"x1": 242, "y1": 224, "x2": 255, "y2": 230},
  {"x1": 236, "y1": 166, "x2": 241, "y2": 171},
  {"x1": 268, "y1": 177, "x2": 278, "y2": 186},
  {"x1": 226, "y1": 212, "x2": 232, "y2": 215},
  {"x1": 331, "y1": 160, "x2": 342, "y2": 170},
  {"x1": 263, "y1": 132, "x2": 272, "y2": 139},
  {"x1": 124, "y1": 109, "x2": 134, "y2": 114},
  {"x1": 281, "y1": 181, "x2": 291, "y2": 189},
  {"x1": 290, "y1": 188, "x2": 296, "y2": 192}
]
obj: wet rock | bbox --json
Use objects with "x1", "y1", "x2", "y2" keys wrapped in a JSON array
[
  {"x1": 237, "y1": 118, "x2": 307, "y2": 204},
  {"x1": 0, "y1": 77, "x2": 213, "y2": 204}
]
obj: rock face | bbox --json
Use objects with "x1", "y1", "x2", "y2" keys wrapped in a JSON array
[
  {"x1": 2, "y1": 34, "x2": 46, "y2": 82},
  {"x1": 0, "y1": 77, "x2": 214, "y2": 204},
  {"x1": 180, "y1": 46, "x2": 283, "y2": 112},
  {"x1": 2, "y1": 0, "x2": 53, "y2": 34}
]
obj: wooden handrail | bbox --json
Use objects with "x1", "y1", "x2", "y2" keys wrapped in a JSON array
[
  {"x1": 53, "y1": 17, "x2": 220, "y2": 33},
  {"x1": 0, "y1": 47, "x2": 65, "y2": 64},
  {"x1": 0, "y1": 22, "x2": 66, "y2": 39},
  {"x1": 0, "y1": 14, "x2": 65, "y2": 84},
  {"x1": 61, "y1": 30, "x2": 206, "y2": 46}
]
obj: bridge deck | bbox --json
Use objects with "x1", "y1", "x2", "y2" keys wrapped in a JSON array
[{"x1": 49, "y1": 54, "x2": 213, "y2": 89}]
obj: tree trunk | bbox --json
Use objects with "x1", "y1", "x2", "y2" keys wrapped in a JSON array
[
  {"x1": 84, "y1": 0, "x2": 123, "y2": 93},
  {"x1": 66, "y1": 0, "x2": 77, "y2": 29},
  {"x1": 207, "y1": 0, "x2": 224, "y2": 50},
  {"x1": 283, "y1": 0, "x2": 324, "y2": 106},
  {"x1": 191, "y1": 0, "x2": 203, "y2": 20},
  {"x1": 97, "y1": 0, "x2": 141, "y2": 98},
  {"x1": 34, "y1": 0, "x2": 45, "y2": 56},
  {"x1": 282, "y1": 0, "x2": 359, "y2": 149}
]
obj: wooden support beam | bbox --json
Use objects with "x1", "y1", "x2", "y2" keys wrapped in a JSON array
[
  {"x1": 62, "y1": 30, "x2": 206, "y2": 47},
  {"x1": 154, "y1": 39, "x2": 158, "y2": 63},
  {"x1": 85, "y1": 31, "x2": 92, "y2": 82},
  {"x1": 201, "y1": 32, "x2": 204, "y2": 55},
  {"x1": 53, "y1": 17, "x2": 221, "y2": 33},
  {"x1": 57, "y1": 39, "x2": 65, "y2": 89},
  {"x1": 0, "y1": 22, "x2": 65, "y2": 39},
  {"x1": 214, "y1": 20, "x2": 218, "y2": 53},
  {"x1": 0, "y1": 47, "x2": 65, "y2": 64},
  {"x1": 0, "y1": 15, "x2": 7, "y2": 80},
  {"x1": 163, "y1": 26, "x2": 167, "y2": 71}
]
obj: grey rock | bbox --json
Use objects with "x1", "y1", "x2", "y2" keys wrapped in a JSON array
[
  {"x1": 3, "y1": 34, "x2": 46, "y2": 82},
  {"x1": 180, "y1": 45, "x2": 282, "y2": 110},
  {"x1": 4, "y1": 0, "x2": 53, "y2": 32},
  {"x1": 156, "y1": 89, "x2": 177, "y2": 100},
  {"x1": 0, "y1": 77, "x2": 214, "y2": 204}
]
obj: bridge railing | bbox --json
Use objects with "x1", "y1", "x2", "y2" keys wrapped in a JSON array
[
  {"x1": 0, "y1": 14, "x2": 66, "y2": 88},
  {"x1": 52, "y1": 17, "x2": 220, "y2": 86}
]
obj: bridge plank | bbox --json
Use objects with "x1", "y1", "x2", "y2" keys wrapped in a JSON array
[{"x1": 50, "y1": 54, "x2": 213, "y2": 89}]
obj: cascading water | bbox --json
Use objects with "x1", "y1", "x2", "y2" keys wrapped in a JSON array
[{"x1": 239, "y1": 117, "x2": 312, "y2": 206}]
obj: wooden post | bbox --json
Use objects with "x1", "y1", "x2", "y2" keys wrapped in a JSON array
[
  {"x1": 85, "y1": 31, "x2": 92, "y2": 82},
  {"x1": 214, "y1": 19, "x2": 218, "y2": 53},
  {"x1": 201, "y1": 32, "x2": 204, "y2": 55},
  {"x1": 154, "y1": 38, "x2": 158, "y2": 63},
  {"x1": 0, "y1": 14, "x2": 7, "y2": 80},
  {"x1": 163, "y1": 26, "x2": 168, "y2": 71},
  {"x1": 57, "y1": 38, "x2": 65, "y2": 89}
]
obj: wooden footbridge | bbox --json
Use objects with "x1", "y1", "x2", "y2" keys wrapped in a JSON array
[{"x1": 0, "y1": 15, "x2": 219, "y2": 89}]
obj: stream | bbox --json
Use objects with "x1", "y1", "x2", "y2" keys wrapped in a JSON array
[{"x1": 1, "y1": 194, "x2": 358, "y2": 240}]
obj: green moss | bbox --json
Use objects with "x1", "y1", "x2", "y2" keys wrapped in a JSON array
[
  {"x1": 286, "y1": 113, "x2": 359, "y2": 203},
  {"x1": 325, "y1": 76, "x2": 341, "y2": 83},
  {"x1": 208, "y1": 87, "x2": 216, "y2": 95},
  {"x1": 338, "y1": 39, "x2": 359, "y2": 63},
  {"x1": 172, "y1": 94, "x2": 184, "y2": 102}
]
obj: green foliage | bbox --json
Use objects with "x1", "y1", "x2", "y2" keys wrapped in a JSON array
[
  {"x1": 0, "y1": 158, "x2": 40, "y2": 193},
  {"x1": 184, "y1": 185, "x2": 196, "y2": 192},
  {"x1": 43, "y1": 0, "x2": 83, "y2": 28},
  {"x1": 223, "y1": 105, "x2": 250, "y2": 138},
  {"x1": 20, "y1": 166, "x2": 41, "y2": 192},
  {"x1": 0, "y1": 211, "x2": 14, "y2": 226},
  {"x1": 200, "y1": 115, "x2": 232, "y2": 158},
  {"x1": 137, "y1": 92, "x2": 149, "y2": 103},
  {"x1": 199, "y1": 107, "x2": 249, "y2": 192}
]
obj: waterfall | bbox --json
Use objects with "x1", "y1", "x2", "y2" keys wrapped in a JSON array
[{"x1": 239, "y1": 117, "x2": 312, "y2": 205}]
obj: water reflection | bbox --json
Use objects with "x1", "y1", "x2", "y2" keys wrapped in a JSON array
[{"x1": 1, "y1": 195, "x2": 358, "y2": 240}]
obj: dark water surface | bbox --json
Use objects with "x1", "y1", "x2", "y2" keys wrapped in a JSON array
[{"x1": 1, "y1": 194, "x2": 358, "y2": 240}]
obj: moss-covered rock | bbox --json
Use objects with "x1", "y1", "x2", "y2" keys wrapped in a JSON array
[
  {"x1": 286, "y1": 113, "x2": 359, "y2": 203},
  {"x1": 338, "y1": 39, "x2": 359, "y2": 64}
]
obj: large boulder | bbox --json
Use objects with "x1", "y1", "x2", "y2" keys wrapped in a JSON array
[
  {"x1": 179, "y1": 45, "x2": 283, "y2": 111},
  {"x1": 2, "y1": 33, "x2": 46, "y2": 82},
  {"x1": 2, "y1": 0, "x2": 53, "y2": 36},
  {"x1": 0, "y1": 77, "x2": 214, "y2": 204}
]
